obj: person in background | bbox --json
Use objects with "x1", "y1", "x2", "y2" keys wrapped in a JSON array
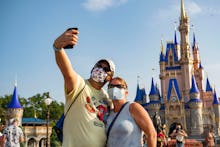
[
  {"x1": 157, "y1": 127, "x2": 167, "y2": 147},
  {"x1": 205, "y1": 126, "x2": 215, "y2": 147},
  {"x1": 2, "y1": 118, "x2": 24, "y2": 147},
  {"x1": 170, "y1": 123, "x2": 187, "y2": 147},
  {"x1": 53, "y1": 28, "x2": 115, "y2": 147},
  {"x1": 106, "y1": 77, "x2": 157, "y2": 147}
]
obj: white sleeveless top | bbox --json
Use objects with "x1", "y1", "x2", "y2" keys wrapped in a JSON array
[{"x1": 106, "y1": 102, "x2": 142, "y2": 147}]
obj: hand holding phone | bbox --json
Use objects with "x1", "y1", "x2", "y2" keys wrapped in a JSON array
[{"x1": 64, "y1": 27, "x2": 78, "y2": 49}]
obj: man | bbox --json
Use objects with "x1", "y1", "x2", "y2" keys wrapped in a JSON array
[
  {"x1": 3, "y1": 118, "x2": 24, "y2": 147},
  {"x1": 53, "y1": 28, "x2": 115, "y2": 147},
  {"x1": 106, "y1": 77, "x2": 157, "y2": 147}
]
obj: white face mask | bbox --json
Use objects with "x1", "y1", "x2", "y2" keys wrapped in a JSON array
[
  {"x1": 91, "y1": 67, "x2": 107, "y2": 83},
  {"x1": 107, "y1": 87, "x2": 125, "y2": 100}
]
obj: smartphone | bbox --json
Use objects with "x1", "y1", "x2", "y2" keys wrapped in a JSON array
[{"x1": 64, "y1": 27, "x2": 78, "y2": 49}]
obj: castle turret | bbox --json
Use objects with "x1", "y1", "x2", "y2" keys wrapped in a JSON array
[
  {"x1": 146, "y1": 77, "x2": 161, "y2": 117},
  {"x1": 134, "y1": 83, "x2": 147, "y2": 104},
  {"x1": 7, "y1": 82, "x2": 23, "y2": 126},
  {"x1": 188, "y1": 75, "x2": 203, "y2": 136},
  {"x1": 213, "y1": 89, "x2": 220, "y2": 136}
]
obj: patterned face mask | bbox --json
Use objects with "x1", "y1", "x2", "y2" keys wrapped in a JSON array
[{"x1": 91, "y1": 67, "x2": 108, "y2": 83}]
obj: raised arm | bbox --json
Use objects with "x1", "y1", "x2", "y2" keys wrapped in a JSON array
[
  {"x1": 130, "y1": 102, "x2": 157, "y2": 147},
  {"x1": 53, "y1": 29, "x2": 79, "y2": 93}
]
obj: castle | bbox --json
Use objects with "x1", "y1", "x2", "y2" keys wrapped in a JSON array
[{"x1": 134, "y1": 0, "x2": 220, "y2": 139}]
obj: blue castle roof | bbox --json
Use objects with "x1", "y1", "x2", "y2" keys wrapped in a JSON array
[
  {"x1": 174, "y1": 30, "x2": 178, "y2": 45},
  {"x1": 160, "y1": 52, "x2": 165, "y2": 62},
  {"x1": 213, "y1": 89, "x2": 220, "y2": 104},
  {"x1": 192, "y1": 32, "x2": 197, "y2": 50},
  {"x1": 149, "y1": 78, "x2": 157, "y2": 95},
  {"x1": 206, "y1": 78, "x2": 213, "y2": 92},
  {"x1": 189, "y1": 75, "x2": 199, "y2": 93},
  {"x1": 199, "y1": 62, "x2": 203, "y2": 69},
  {"x1": 164, "y1": 43, "x2": 179, "y2": 63},
  {"x1": 8, "y1": 85, "x2": 22, "y2": 109},
  {"x1": 134, "y1": 84, "x2": 146, "y2": 102},
  {"x1": 134, "y1": 84, "x2": 141, "y2": 101},
  {"x1": 22, "y1": 118, "x2": 47, "y2": 125}
]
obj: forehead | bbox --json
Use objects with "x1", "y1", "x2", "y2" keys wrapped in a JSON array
[{"x1": 110, "y1": 78, "x2": 121, "y2": 84}]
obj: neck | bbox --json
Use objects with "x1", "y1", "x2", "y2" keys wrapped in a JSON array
[
  {"x1": 113, "y1": 99, "x2": 127, "y2": 112},
  {"x1": 88, "y1": 78, "x2": 105, "y2": 90}
]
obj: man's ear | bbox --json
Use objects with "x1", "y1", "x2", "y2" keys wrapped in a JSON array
[
  {"x1": 105, "y1": 72, "x2": 113, "y2": 81},
  {"x1": 105, "y1": 75, "x2": 112, "y2": 81}
]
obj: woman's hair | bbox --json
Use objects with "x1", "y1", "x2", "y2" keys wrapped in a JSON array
[{"x1": 110, "y1": 76, "x2": 128, "y2": 89}]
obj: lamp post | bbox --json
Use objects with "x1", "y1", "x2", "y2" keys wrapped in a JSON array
[{"x1": 44, "y1": 93, "x2": 52, "y2": 147}]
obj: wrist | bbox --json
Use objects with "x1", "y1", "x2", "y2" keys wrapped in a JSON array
[{"x1": 53, "y1": 44, "x2": 63, "y2": 52}]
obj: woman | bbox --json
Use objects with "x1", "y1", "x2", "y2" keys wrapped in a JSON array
[
  {"x1": 170, "y1": 123, "x2": 188, "y2": 147},
  {"x1": 106, "y1": 77, "x2": 157, "y2": 147}
]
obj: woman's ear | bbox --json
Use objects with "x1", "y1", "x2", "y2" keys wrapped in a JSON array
[{"x1": 125, "y1": 90, "x2": 128, "y2": 96}]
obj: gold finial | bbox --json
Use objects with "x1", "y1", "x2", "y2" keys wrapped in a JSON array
[
  {"x1": 160, "y1": 38, "x2": 164, "y2": 54},
  {"x1": 181, "y1": 0, "x2": 186, "y2": 19}
]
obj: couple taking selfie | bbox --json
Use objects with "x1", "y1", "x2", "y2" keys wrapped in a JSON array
[{"x1": 53, "y1": 28, "x2": 157, "y2": 147}]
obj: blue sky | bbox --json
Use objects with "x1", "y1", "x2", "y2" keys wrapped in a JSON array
[{"x1": 1, "y1": 0, "x2": 220, "y2": 103}]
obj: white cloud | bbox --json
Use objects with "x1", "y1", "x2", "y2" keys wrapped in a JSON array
[
  {"x1": 82, "y1": 0, "x2": 128, "y2": 11},
  {"x1": 157, "y1": 1, "x2": 202, "y2": 21},
  {"x1": 185, "y1": 1, "x2": 202, "y2": 15}
]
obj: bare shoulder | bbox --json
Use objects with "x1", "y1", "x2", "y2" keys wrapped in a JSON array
[{"x1": 129, "y1": 102, "x2": 147, "y2": 116}]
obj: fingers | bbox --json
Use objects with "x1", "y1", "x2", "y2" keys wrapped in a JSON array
[{"x1": 54, "y1": 29, "x2": 79, "y2": 49}]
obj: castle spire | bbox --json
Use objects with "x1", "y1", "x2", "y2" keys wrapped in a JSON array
[
  {"x1": 160, "y1": 39, "x2": 165, "y2": 62},
  {"x1": 189, "y1": 75, "x2": 199, "y2": 93},
  {"x1": 174, "y1": 22, "x2": 178, "y2": 45},
  {"x1": 8, "y1": 81, "x2": 22, "y2": 108},
  {"x1": 193, "y1": 32, "x2": 196, "y2": 46},
  {"x1": 149, "y1": 77, "x2": 157, "y2": 95},
  {"x1": 181, "y1": 0, "x2": 186, "y2": 19},
  {"x1": 134, "y1": 82, "x2": 141, "y2": 102},
  {"x1": 174, "y1": 29, "x2": 178, "y2": 45},
  {"x1": 161, "y1": 38, "x2": 164, "y2": 54},
  {"x1": 206, "y1": 77, "x2": 213, "y2": 92},
  {"x1": 213, "y1": 89, "x2": 220, "y2": 104}
]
